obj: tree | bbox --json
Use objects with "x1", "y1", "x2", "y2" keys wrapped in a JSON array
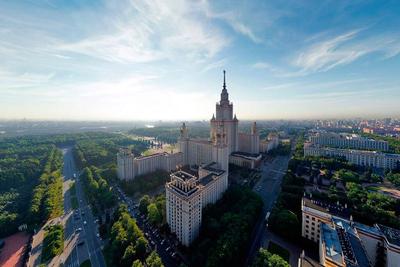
[
  {"x1": 147, "y1": 203, "x2": 162, "y2": 225},
  {"x1": 135, "y1": 237, "x2": 148, "y2": 259},
  {"x1": 270, "y1": 209, "x2": 299, "y2": 239},
  {"x1": 146, "y1": 251, "x2": 164, "y2": 267},
  {"x1": 139, "y1": 195, "x2": 151, "y2": 215},
  {"x1": 252, "y1": 248, "x2": 289, "y2": 267},
  {"x1": 132, "y1": 260, "x2": 144, "y2": 267},
  {"x1": 121, "y1": 245, "x2": 136, "y2": 267}
]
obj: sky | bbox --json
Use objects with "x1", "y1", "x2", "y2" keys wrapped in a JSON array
[{"x1": 1, "y1": 0, "x2": 400, "y2": 121}]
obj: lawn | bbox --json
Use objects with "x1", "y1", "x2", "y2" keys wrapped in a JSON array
[{"x1": 268, "y1": 241, "x2": 290, "y2": 262}]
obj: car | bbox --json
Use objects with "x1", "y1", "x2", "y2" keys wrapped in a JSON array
[
  {"x1": 77, "y1": 240, "x2": 85, "y2": 246},
  {"x1": 166, "y1": 247, "x2": 171, "y2": 252},
  {"x1": 96, "y1": 233, "x2": 100, "y2": 238},
  {"x1": 83, "y1": 220, "x2": 87, "y2": 225},
  {"x1": 76, "y1": 228, "x2": 82, "y2": 232}
]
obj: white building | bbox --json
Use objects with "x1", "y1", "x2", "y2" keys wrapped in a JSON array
[
  {"x1": 179, "y1": 71, "x2": 262, "y2": 170},
  {"x1": 304, "y1": 143, "x2": 400, "y2": 170},
  {"x1": 301, "y1": 197, "x2": 400, "y2": 267},
  {"x1": 117, "y1": 71, "x2": 264, "y2": 181},
  {"x1": 117, "y1": 149, "x2": 182, "y2": 180},
  {"x1": 166, "y1": 163, "x2": 228, "y2": 246},
  {"x1": 310, "y1": 132, "x2": 389, "y2": 151},
  {"x1": 260, "y1": 133, "x2": 279, "y2": 153}
]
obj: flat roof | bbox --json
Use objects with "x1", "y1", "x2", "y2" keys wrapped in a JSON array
[
  {"x1": 201, "y1": 162, "x2": 225, "y2": 175},
  {"x1": 171, "y1": 170, "x2": 196, "y2": 181},
  {"x1": 377, "y1": 224, "x2": 400, "y2": 247},
  {"x1": 190, "y1": 139, "x2": 212, "y2": 145},
  {"x1": 135, "y1": 152, "x2": 166, "y2": 159},
  {"x1": 321, "y1": 223, "x2": 344, "y2": 265},
  {"x1": 199, "y1": 173, "x2": 214, "y2": 186},
  {"x1": 303, "y1": 197, "x2": 350, "y2": 219}
]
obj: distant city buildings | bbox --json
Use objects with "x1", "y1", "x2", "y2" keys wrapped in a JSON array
[
  {"x1": 301, "y1": 197, "x2": 400, "y2": 267},
  {"x1": 310, "y1": 132, "x2": 389, "y2": 151},
  {"x1": 304, "y1": 144, "x2": 400, "y2": 170},
  {"x1": 304, "y1": 132, "x2": 400, "y2": 170}
]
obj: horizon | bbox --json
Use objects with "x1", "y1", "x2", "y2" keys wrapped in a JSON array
[{"x1": 1, "y1": 1, "x2": 400, "y2": 120}]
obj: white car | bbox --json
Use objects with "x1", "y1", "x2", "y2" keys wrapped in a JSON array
[{"x1": 83, "y1": 221, "x2": 87, "y2": 225}]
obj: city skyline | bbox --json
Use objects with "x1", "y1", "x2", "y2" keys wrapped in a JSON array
[{"x1": 1, "y1": 0, "x2": 400, "y2": 120}]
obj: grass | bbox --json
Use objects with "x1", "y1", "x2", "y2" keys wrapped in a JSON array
[
  {"x1": 268, "y1": 241, "x2": 290, "y2": 262},
  {"x1": 80, "y1": 259, "x2": 92, "y2": 267}
]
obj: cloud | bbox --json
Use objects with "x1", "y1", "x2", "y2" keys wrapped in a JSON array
[
  {"x1": 291, "y1": 29, "x2": 400, "y2": 74},
  {"x1": 58, "y1": 0, "x2": 229, "y2": 63}
]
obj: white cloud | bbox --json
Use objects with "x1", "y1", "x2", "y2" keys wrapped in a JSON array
[
  {"x1": 58, "y1": 0, "x2": 228, "y2": 64},
  {"x1": 292, "y1": 30, "x2": 400, "y2": 74}
]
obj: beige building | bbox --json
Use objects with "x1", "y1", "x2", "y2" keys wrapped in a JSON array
[
  {"x1": 117, "y1": 149, "x2": 182, "y2": 180},
  {"x1": 166, "y1": 163, "x2": 228, "y2": 246}
]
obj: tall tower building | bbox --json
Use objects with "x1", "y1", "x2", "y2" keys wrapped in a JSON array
[
  {"x1": 178, "y1": 122, "x2": 189, "y2": 165},
  {"x1": 210, "y1": 70, "x2": 239, "y2": 155}
]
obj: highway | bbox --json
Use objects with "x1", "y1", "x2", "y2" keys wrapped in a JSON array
[{"x1": 55, "y1": 147, "x2": 106, "y2": 267}]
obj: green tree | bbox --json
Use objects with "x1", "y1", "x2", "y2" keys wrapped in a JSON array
[
  {"x1": 147, "y1": 203, "x2": 162, "y2": 225},
  {"x1": 270, "y1": 209, "x2": 299, "y2": 239},
  {"x1": 146, "y1": 251, "x2": 164, "y2": 267},
  {"x1": 139, "y1": 195, "x2": 151, "y2": 215},
  {"x1": 132, "y1": 260, "x2": 144, "y2": 267},
  {"x1": 135, "y1": 236, "x2": 148, "y2": 259},
  {"x1": 121, "y1": 245, "x2": 136, "y2": 267},
  {"x1": 252, "y1": 248, "x2": 289, "y2": 267}
]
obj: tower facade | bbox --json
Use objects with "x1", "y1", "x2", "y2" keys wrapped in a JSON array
[{"x1": 210, "y1": 70, "x2": 239, "y2": 155}]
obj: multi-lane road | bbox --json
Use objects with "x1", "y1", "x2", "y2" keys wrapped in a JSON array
[
  {"x1": 245, "y1": 141, "x2": 295, "y2": 266},
  {"x1": 52, "y1": 147, "x2": 106, "y2": 267}
]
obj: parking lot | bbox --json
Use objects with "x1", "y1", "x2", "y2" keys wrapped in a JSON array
[{"x1": 114, "y1": 187, "x2": 180, "y2": 267}]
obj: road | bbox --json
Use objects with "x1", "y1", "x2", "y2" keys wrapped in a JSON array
[
  {"x1": 52, "y1": 147, "x2": 106, "y2": 267},
  {"x1": 245, "y1": 141, "x2": 296, "y2": 266}
]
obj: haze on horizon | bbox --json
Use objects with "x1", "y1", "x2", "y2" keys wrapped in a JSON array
[{"x1": 1, "y1": 0, "x2": 400, "y2": 121}]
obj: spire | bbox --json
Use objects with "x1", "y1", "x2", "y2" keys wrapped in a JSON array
[
  {"x1": 223, "y1": 70, "x2": 226, "y2": 90},
  {"x1": 220, "y1": 70, "x2": 229, "y2": 103}
]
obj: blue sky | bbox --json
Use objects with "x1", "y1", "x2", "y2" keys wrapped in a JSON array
[{"x1": 1, "y1": 0, "x2": 399, "y2": 120}]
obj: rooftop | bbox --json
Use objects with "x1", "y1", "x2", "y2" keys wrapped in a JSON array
[
  {"x1": 231, "y1": 151, "x2": 261, "y2": 160},
  {"x1": 377, "y1": 224, "x2": 400, "y2": 247},
  {"x1": 201, "y1": 162, "x2": 225, "y2": 175},
  {"x1": 302, "y1": 197, "x2": 350, "y2": 219},
  {"x1": 198, "y1": 173, "x2": 214, "y2": 186},
  {"x1": 333, "y1": 218, "x2": 371, "y2": 267},
  {"x1": 171, "y1": 170, "x2": 196, "y2": 181},
  {"x1": 321, "y1": 223, "x2": 344, "y2": 265}
]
